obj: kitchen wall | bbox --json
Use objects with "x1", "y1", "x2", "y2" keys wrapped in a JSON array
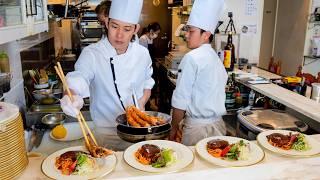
[
  {"x1": 171, "y1": 0, "x2": 265, "y2": 64},
  {"x1": 273, "y1": 0, "x2": 310, "y2": 76},
  {"x1": 303, "y1": 0, "x2": 320, "y2": 76},
  {"x1": 0, "y1": 41, "x2": 26, "y2": 112}
]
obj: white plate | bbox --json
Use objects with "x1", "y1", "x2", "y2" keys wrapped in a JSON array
[
  {"x1": 257, "y1": 130, "x2": 320, "y2": 157},
  {"x1": 123, "y1": 140, "x2": 194, "y2": 173},
  {"x1": 50, "y1": 122, "x2": 94, "y2": 141},
  {"x1": 196, "y1": 136, "x2": 264, "y2": 167},
  {"x1": 42, "y1": 146, "x2": 117, "y2": 179}
]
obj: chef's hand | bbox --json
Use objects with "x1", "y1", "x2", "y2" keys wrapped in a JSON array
[
  {"x1": 138, "y1": 99, "x2": 145, "y2": 111},
  {"x1": 60, "y1": 95, "x2": 84, "y2": 118},
  {"x1": 169, "y1": 126, "x2": 178, "y2": 141}
]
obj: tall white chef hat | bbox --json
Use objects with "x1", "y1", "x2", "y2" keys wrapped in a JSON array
[
  {"x1": 109, "y1": 0, "x2": 143, "y2": 24},
  {"x1": 187, "y1": 0, "x2": 225, "y2": 34}
]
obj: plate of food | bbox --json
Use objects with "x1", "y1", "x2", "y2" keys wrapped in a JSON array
[
  {"x1": 257, "y1": 130, "x2": 320, "y2": 156},
  {"x1": 123, "y1": 140, "x2": 194, "y2": 173},
  {"x1": 41, "y1": 146, "x2": 117, "y2": 179},
  {"x1": 196, "y1": 136, "x2": 264, "y2": 167},
  {"x1": 50, "y1": 122, "x2": 94, "y2": 141}
]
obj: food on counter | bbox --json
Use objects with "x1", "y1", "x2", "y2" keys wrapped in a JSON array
[
  {"x1": 126, "y1": 106, "x2": 166, "y2": 127},
  {"x1": 207, "y1": 139, "x2": 250, "y2": 161},
  {"x1": 55, "y1": 151, "x2": 97, "y2": 175},
  {"x1": 85, "y1": 136, "x2": 113, "y2": 158},
  {"x1": 266, "y1": 132, "x2": 310, "y2": 151},
  {"x1": 51, "y1": 124, "x2": 67, "y2": 139},
  {"x1": 135, "y1": 144, "x2": 177, "y2": 168}
]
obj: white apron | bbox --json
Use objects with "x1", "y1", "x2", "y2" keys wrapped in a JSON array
[{"x1": 181, "y1": 117, "x2": 226, "y2": 146}]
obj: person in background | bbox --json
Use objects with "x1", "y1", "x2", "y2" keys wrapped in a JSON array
[
  {"x1": 139, "y1": 22, "x2": 161, "y2": 59},
  {"x1": 60, "y1": 0, "x2": 154, "y2": 150},
  {"x1": 95, "y1": 0, "x2": 111, "y2": 26},
  {"x1": 139, "y1": 22, "x2": 161, "y2": 110},
  {"x1": 169, "y1": 0, "x2": 228, "y2": 146}
]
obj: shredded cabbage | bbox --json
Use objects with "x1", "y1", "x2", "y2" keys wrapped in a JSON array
[
  {"x1": 73, "y1": 153, "x2": 96, "y2": 176},
  {"x1": 292, "y1": 134, "x2": 310, "y2": 151}
]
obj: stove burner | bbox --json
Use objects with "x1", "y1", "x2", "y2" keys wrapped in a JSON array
[{"x1": 257, "y1": 123, "x2": 274, "y2": 130}]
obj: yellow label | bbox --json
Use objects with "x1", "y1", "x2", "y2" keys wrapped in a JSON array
[{"x1": 224, "y1": 50, "x2": 231, "y2": 68}]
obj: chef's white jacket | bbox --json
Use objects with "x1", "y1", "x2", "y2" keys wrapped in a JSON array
[
  {"x1": 66, "y1": 38, "x2": 154, "y2": 127},
  {"x1": 172, "y1": 44, "x2": 228, "y2": 123}
]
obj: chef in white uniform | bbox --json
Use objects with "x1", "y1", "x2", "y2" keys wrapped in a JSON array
[
  {"x1": 60, "y1": 0, "x2": 154, "y2": 150},
  {"x1": 169, "y1": 0, "x2": 228, "y2": 146}
]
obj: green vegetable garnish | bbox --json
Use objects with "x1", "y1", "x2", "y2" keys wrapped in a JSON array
[{"x1": 151, "y1": 149, "x2": 176, "y2": 168}]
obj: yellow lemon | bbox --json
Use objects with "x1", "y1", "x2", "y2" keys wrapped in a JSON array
[{"x1": 52, "y1": 124, "x2": 67, "y2": 139}]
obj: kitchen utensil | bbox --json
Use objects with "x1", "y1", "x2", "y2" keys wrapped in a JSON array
[
  {"x1": 28, "y1": 127, "x2": 37, "y2": 152},
  {"x1": 41, "y1": 113, "x2": 66, "y2": 129},
  {"x1": 116, "y1": 111, "x2": 171, "y2": 143},
  {"x1": 34, "y1": 124, "x2": 46, "y2": 148},
  {"x1": 32, "y1": 88, "x2": 62, "y2": 105}
]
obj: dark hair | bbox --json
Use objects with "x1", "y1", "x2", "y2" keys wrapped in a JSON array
[
  {"x1": 141, "y1": 22, "x2": 161, "y2": 35},
  {"x1": 95, "y1": 0, "x2": 111, "y2": 16},
  {"x1": 200, "y1": 29, "x2": 213, "y2": 43}
]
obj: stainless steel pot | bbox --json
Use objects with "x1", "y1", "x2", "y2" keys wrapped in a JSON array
[
  {"x1": 32, "y1": 89, "x2": 62, "y2": 105},
  {"x1": 116, "y1": 111, "x2": 172, "y2": 142}
]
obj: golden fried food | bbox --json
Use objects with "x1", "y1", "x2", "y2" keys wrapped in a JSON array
[
  {"x1": 131, "y1": 106, "x2": 158, "y2": 125},
  {"x1": 126, "y1": 108, "x2": 141, "y2": 127},
  {"x1": 85, "y1": 136, "x2": 113, "y2": 158},
  {"x1": 125, "y1": 106, "x2": 167, "y2": 127}
]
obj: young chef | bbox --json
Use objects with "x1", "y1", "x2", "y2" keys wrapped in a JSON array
[
  {"x1": 60, "y1": 0, "x2": 154, "y2": 150},
  {"x1": 169, "y1": 0, "x2": 228, "y2": 146}
]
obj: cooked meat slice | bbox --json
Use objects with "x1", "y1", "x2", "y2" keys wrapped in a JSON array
[
  {"x1": 140, "y1": 144, "x2": 161, "y2": 159},
  {"x1": 207, "y1": 139, "x2": 229, "y2": 150},
  {"x1": 266, "y1": 133, "x2": 290, "y2": 146}
]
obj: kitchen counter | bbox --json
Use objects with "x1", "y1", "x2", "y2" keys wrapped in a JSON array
[
  {"x1": 164, "y1": 62, "x2": 320, "y2": 123},
  {"x1": 234, "y1": 69, "x2": 320, "y2": 123},
  {"x1": 19, "y1": 134, "x2": 320, "y2": 179}
]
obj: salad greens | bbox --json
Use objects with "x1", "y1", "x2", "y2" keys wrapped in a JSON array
[
  {"x1": 152, "y1": 148, "x2": 177, "y2": 168},
  {"x1": 292, "y1": 134, "x2": 310, "y2": 151},
  {"x1": 73, "y1": 153, "x2": 96, "y2": 175},
  {"x1": 225, "y1": 140, "x2": 250, "y2": 161}
]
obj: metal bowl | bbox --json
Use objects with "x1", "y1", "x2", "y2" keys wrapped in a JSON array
[
  {"x1": 116, "y1": 111, "x2": 172, "y2": 142},
  {"x1": 32, "y1": 89, "x2": 62, "y2": 105},
  {"x1": 117, "y1": 126, "x2": 171, "y2": 143},
  {"x1": 41, "y1": 113, "x2": 66, "y2": 129}
]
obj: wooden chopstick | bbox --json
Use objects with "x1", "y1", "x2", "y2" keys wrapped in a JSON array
[
  {"x1": 54, "y1": 63, "x2": 98, "y2": 146},
  {"x1": 55, "y1": 63, "x2": 98, "y2": 146}
]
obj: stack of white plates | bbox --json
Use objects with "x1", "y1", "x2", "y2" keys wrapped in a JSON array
[{"x1": 0, "y1": 102, "x2": 28, "y2": 180}]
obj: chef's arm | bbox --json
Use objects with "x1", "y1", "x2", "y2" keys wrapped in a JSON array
[
  {"x1": 171, "y1": 107, "x2": 185, "y2": 129},
  {"x1": 169, "y1": 107, "x2": 185, "y2": 141},
  {"x1": 138, "y1": 89, "x2": 151, "y2": 110}
]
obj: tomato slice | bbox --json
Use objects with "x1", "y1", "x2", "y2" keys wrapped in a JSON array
[{"x1": 220, "y1": 145, "x2": 231, "y2": 157}]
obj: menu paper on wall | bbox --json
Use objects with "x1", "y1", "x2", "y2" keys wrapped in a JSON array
[{"x1": 245, "y1": 0, "x2": 257, "y2": 16}]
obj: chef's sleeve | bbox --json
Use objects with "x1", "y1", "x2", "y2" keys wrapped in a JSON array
[
  {"x1": 171, "y1": 56, "x2": 197, "y2": 110},
  {"x1": 66, "y1": 48, "x2": 95, "y2": 98},
  {"x1": 143, "y1": 54, "x2": 155, "y2": 90}
]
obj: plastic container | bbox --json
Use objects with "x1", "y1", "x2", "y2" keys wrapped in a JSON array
[{"x1": 0, "y1": 51, "x2": 10, "y2": 73}]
